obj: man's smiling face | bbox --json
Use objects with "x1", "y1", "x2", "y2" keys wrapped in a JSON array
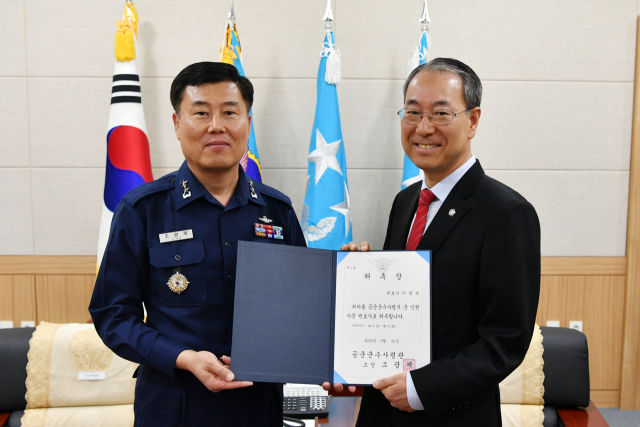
[
  {"x1": 401, "y1": 71, "x2": 480, "y2": 186},
  {"x1": 173, "y1": 82, "x2": 250, "y2": 176}
]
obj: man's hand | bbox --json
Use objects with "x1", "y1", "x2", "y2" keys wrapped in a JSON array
[
  {"x1": 341, "y1": 241, "x2": 370, "y2": 252},
  {"x1": 321, "y1": 382, "x2": 357, "y2": 393},
  {"x1": 373, "y1": 372, "x2": 414, "y2": 412},
  {"x1": 175, "y1": 350, "x2": 253, "y2": 392}
]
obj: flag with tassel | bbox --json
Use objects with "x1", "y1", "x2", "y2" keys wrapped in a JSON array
[
  {"x1": 401, "y1": 0, "x2": 431, "y2": 189},
  {"x1": 97, "y1": 1, "x2": 153, "y2": 273},
  {"x1": 220, "y1": 2, "x2": 263, "y2": 182},
  {"x1": 301, "y1": 1, "x2": 352, "y2": 249}
]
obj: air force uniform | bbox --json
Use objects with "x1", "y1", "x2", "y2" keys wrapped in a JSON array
[{"x1": 90, "y1": 161, "x2": 306, "y2": 426}]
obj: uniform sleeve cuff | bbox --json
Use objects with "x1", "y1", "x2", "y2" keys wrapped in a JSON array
[
  {"x1": 148, "y1": 335, "x2": 190, "y2": 378},
  {"x1": 406, "y1": 371, "x2": 425, "y2": 411}
]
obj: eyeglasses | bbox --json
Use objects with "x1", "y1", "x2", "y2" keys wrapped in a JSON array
[{"x1": 397, "y1": 108, "x2": 469, "y2": 126}]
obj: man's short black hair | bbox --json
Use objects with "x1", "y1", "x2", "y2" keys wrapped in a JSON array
[
  {"x1": 170, "y1": 61, "x2": 254, "y2": 115},
  {"x1": 403, "y1": 58, "x2": 482, "y2": 110}
]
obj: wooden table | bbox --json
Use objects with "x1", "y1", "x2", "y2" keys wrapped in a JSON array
[{"x1": 313, "y1": 397, "x2": 610, "y2": 427}]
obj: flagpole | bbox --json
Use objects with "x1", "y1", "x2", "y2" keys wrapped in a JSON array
[
  {"x1": 420, "y1": 0, "x2": 430, "y2": 28},
  {"x1": 323, "y1": 0, "x2": 333, "y2": 30},
  {"x1": 228, "y1": 0, "x2": 235, "y2": 27}
]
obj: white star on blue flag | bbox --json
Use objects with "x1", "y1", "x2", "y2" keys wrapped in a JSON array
[{"x1": 302, "y1": 31, "x2": 353, "y2": 249}]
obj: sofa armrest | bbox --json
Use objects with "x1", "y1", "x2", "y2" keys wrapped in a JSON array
[
  {"x1": 540, "y1": 326, "x2": 590, "y2": 408},
  {"x1": 557, "y1": 400, "x2": 610, "y2": 427},
  {"x1": 0, "y1": 328, "x2": 34, "y2": 413}
]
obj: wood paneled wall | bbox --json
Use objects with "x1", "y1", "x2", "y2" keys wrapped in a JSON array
[
  {"x1": 0, "y1": 256, "x2": 95, "y2": 326},
  {"x1": 535, "y1": 258, "x2": 626, "y2": 408},
  {"x1": 0, "y1": 255, "x2": 627, "y2": 408}
]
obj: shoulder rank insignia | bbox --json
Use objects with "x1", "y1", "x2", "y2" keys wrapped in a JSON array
[
  {"x1": 167, "y1": 272, "x2": 190, "y2": 294},
  {"x1": 259, "y1": 216, "x2": 273, "y2": 223}
]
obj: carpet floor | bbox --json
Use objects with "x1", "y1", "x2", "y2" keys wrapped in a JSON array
[{"x1": 599, "y1": 408, "x2": 640, "y2": 426}]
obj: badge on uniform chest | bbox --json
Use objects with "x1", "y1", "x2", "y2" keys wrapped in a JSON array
[
  {"x1": 254, "y1": 223, "x2": 284, "y2": 239},
  {"x1": 167, "y1": 268, "x2": 189, "y2": 294}
]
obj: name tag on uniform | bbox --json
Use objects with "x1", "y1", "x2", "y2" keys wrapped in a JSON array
[
  {"x1": 77, "y1": 371, "x2": 107, "y2": 381},
  {"x1": 159, "y1": 229, "x2": 194, "y2": 243}
]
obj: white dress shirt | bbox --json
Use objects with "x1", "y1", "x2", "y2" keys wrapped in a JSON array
[{"x1": 405, "y1": 155, "x2": 476, "y2": 411}]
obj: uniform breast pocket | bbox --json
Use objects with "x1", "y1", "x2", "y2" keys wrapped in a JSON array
[{"x1": 148, "y1": 240, "x2": 208, "y2": 307}]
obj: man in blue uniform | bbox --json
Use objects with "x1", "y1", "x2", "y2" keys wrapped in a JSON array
[{"x1": 90, "y1": 62, "x2": 306, "y2": 426}]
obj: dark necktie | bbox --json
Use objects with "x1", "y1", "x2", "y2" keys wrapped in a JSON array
[{"x1": 406, "y1": 189, "x2": 437, "y2": 250}]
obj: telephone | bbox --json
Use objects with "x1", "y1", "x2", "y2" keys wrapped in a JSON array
[{"x1": 282, "y1": 383, "x2": 330, "y2": 418}]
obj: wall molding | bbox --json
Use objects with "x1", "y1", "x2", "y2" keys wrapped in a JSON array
[{"x1": 0, "y1": 256, "x2": 96, "y2": 275}]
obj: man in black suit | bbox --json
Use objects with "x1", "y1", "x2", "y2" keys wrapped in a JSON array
[{"x1": 345, "y1": 58, "x2": 541, "y2": 426}]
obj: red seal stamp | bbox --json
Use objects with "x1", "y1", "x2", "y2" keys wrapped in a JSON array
[{"x1": 403, "y1": 359, "x2": 416, "y2": 371}]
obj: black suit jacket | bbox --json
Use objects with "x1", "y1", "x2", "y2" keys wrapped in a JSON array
[{"x1": 356, "y1": 161, "x2": 541, "y2": 427}]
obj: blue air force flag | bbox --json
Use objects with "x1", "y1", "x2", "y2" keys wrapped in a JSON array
[
  {"x1": 302, "y1": 32, "x2": 352, "y2": 249},
  {"x1": 401, "y1": 30, "x2": 430, "y2": 189}
]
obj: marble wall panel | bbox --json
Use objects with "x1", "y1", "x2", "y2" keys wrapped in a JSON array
[
  {"x1": 488, "y1": 169, "x2": 630, "y2": 256},
  {"x1": 0, "y1": 78, "x2": 30, "y2": 167},
  {"x1": 142, "y1": 77, "x2": 184, "y2": 169},
  {"x1": 28, "y1": 77, "x2": 111, "y2": 168},
  {"x1": 474, "y1": 81, "x2": 633, "y2": 171},
  {"x1": 0, "y1": 168, "x2": 34, "y2": 255},
  {"x1": 31, "y1": 168, "x2": 103, "y2": 255},
  {"x1": 339, "y1": 0, "x2": 637, "y2": 82},
  {"x1": 24, "y1": 0, "x2": 121, "y2": 77},
  {"x1": 24, "y1": 0, "x2": 332, "y2": 78},
  {"x1": 0, "y1": 0, "x2": 27, "y2": 76},
  {"x1": 339, "y1": 79, "x2": 405, "y2": 170},
  {"x1": 251, "y1": 78, "x2": 317, "y2": 170}
]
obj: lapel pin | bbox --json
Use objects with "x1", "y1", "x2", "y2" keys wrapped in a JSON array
[
  {"x1": 448, "y1": 209, "x2": 456, "y2": 217},
  {"x1": 181, "y1": 180, "x2": 191, "y2": 199}
]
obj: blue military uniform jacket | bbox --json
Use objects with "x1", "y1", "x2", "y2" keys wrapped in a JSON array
[{"x1": 90, "y1": 161, "x2": 307, "y2": 426}]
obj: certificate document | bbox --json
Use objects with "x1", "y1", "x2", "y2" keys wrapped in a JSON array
[
  {"x1": 333, "y1": 251, "x2": 431, "y2": 384},
  {"x1": 231, "y1": 242, "x2": 431, "y2": 385}
]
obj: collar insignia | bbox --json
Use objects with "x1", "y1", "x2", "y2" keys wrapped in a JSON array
[
  {"x1": 181, "y1": 180, "x2": 191, "y2": 199},
  {"x1": 248, "y1": 180, "x2": 258, "y2": 199}
]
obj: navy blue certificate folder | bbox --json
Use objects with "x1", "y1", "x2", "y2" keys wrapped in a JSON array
[
  {"x1": 231, "y1": 241, "x2": 432, "y2": 385},
  {"x1": 231, "y1": 241, "x2": 336, "y2": 384}
]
